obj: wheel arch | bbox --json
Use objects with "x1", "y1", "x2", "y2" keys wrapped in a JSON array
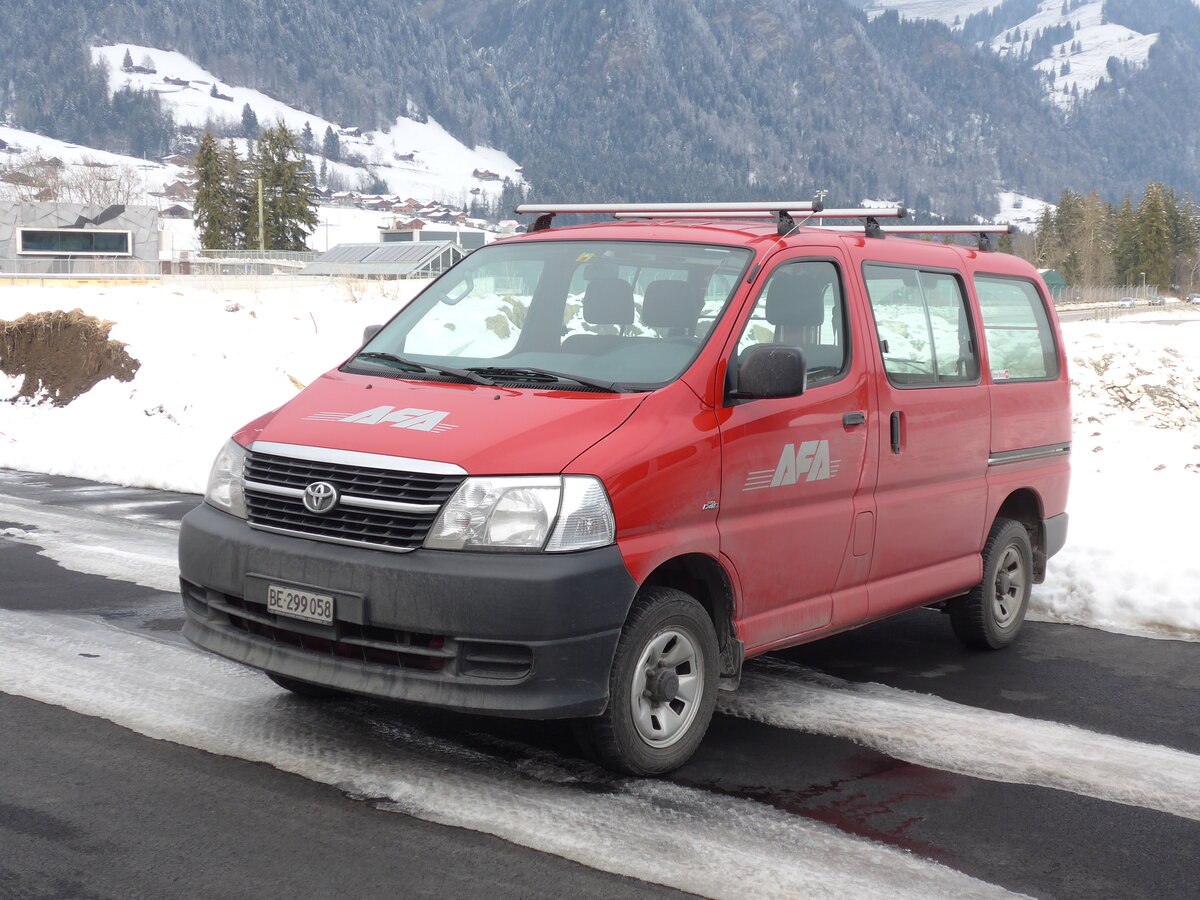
[
  {"x1": 995, "y1": 488, "x2": 1049, "y2": 582},
  {"x1": 642, "y1": 553, "x2": 743, "y2": 680}
]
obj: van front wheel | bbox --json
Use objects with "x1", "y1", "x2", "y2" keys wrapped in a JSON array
[
  {"x1": 950, "y1": 517, "x2": 1033, "y2": 649},
  {"x1": 579, "y1": 587, "x2": 719, "y2": 776}
]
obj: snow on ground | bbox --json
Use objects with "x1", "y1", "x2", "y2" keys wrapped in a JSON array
[
  {"x1": 864, "y1": 0, "x2": 1157, "y2": 106},
  {"x1": 0, "y1": 279, "x2": 426, "y2": 492},
  {"x1": 995, "y1": 191, "x2": 1052, "y2": 231},
  {"x1": 998, "y1": 1, "x2": 1157, "y2": 108},
  {"x1": 1, "y1": 283, "x2": 1198, "y2": 642},
  {"x1": 0, "y1": 123, "x2": 186, "y2": 204},
  {"x1": 1034, "y1": 311, "x2": 1200, "y2": 640},
  {"x1": 91, "y1": 44, "x2": 525, "y2": 203},
  {"x1": 0, "y1": 607, "x2": 1022, "y2": 900},
  {"x1": 862, "y1": 0, "x2": 1004, "y2": 26}
]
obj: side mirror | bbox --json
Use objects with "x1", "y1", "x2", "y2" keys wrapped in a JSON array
[
  {"x1": 362, "y1": 324, "x2": 382, "y2": 344},
  {"x1": 732, "y1": 345, "x2": 807, "y2": 400}
]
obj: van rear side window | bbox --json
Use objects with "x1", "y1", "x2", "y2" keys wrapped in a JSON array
[
  {"x1": 974, "y1": 276, "x2": 1060, "y2": 382},
  {"x1": 863, "y1": 265, "x2": 980, "y2": 387}
]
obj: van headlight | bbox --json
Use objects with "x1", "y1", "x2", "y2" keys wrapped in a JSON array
[
  {"x1": 424, "y1": 475, "x2": 615, "y2": 552},
  {"x1": 204, "y1": 439, "x2": 248, "y2": 519}
]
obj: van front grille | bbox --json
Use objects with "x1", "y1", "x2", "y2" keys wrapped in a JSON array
[
  {"x1": 245, "y1": 450, "x2": 463, "y2": 504},
  {"x1": 243, "y1": 449, "x2": 465, "y2": 551}
]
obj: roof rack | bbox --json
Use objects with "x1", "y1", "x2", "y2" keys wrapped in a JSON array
[
  {"x1": 515, "y1": 200, "x2": 831, "y2": 236},
  {"x1": 815, "y1": 222, "x2": 1016, "y2": 251},
  {"x1": 610, "y1": 206, "x2": 907, "y2": 220}
]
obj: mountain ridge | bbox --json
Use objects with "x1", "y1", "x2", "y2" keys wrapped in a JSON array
[{"x1": 1, "y1": 0, "x2": 1197, "y2": 218}]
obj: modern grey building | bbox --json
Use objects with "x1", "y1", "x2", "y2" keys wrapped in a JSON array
[
  {"x1": 0, "y1": 201, "x2": 160, "y2": 274},
  {"x1": 379, "y1": 222, "x2": 488, "y2": 250}
]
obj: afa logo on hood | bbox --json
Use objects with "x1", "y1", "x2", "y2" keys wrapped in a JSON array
[{"x1": 305, "y1": 406, "x2": 457, "y2": 433}]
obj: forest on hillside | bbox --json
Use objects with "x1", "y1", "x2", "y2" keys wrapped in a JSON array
[{"x1": 1, "y1": 0, "x2": 1198, "y2": 219}]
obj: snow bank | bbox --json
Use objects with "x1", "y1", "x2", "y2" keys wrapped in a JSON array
[
  {"x1": 1, "y1": 285, "x2": 1198, "y2": 641},
  {"x1": 0, "y1": 280, "x2": 426, "y2": 492},
  {"x1": 1032, "y1": 312, "x2": 1200, "y2": 640}
]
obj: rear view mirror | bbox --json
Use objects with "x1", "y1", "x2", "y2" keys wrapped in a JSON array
[
  {"x1": 362, "y1": 324, "x2": 382, "y2": 344},
  {"x1": 732, "y1": 345, "x2": 807, "y2": 399}
]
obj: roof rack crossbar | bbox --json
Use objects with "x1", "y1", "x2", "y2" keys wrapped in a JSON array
[
  {"x1": 817, "y1": 223, "x2": 1015, "y2": 249},
  {"x1": 816, "y1": 224, "x2": 1016, "y2": 234},
  {"x1": 516, "y1": 201, "x2": 826, "y2": 215},
  {"x1": 609, "y1": 206, "x2": 907, "y2": 221}
]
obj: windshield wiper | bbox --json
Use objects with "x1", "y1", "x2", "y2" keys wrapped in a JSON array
[
  {"x1": 468, "y1": 366, "x2": 618, "y2": 392},
  {"x1": 353, "y1": 352, "x2": 496, "y2": 385}
]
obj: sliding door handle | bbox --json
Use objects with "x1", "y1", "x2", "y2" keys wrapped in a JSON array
[{"x1": 890, "y1": 411, "x2": 902, "y2": 453}]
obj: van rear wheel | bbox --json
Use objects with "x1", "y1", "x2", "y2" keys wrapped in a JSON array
[
  {"x1": 577, "y1": 587, "x2": 719, "y2": 776},
  {"x1": 950, "y1": 517, "x2": 1033, "y2": 649}
]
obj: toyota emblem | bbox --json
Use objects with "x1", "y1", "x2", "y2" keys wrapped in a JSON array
[{"x1": 302, "y1": 481, "x2": 339, "y2": 514}]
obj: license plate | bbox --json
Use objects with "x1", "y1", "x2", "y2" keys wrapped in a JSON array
[{"x1": 267, "y1": 584, "x2": 334, "y2": 625}]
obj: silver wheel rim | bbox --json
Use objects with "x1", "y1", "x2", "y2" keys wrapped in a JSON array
[
  {"x1": 628, "y1": 627, "x2": 704, "y2": 749},
  {"x1": 992, "y1": 545, "x2": 1027, "y2": 628}
]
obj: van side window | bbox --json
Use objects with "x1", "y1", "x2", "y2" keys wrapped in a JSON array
[
  {"x1": 974, "y1": 276, "x2": 1059, "y2": 382},
  {"x1": 734, "y1": 260, "x2": 847, "y2": 385},
  {"x1": 863, "y1": 265, "x2": 980, "y2": 387}
]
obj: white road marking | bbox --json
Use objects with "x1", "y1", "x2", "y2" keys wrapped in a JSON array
[
  {"x1": 0, "y1": 610, "x2": 1021, "y2": 900},
  {"x1": 722, "y1": 660, "x2": 1200, "y2": 823}
]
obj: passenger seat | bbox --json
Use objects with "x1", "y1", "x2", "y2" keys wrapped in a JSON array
[{"x1": 562, "y1": 277, "x2": 636, "y2": 354}]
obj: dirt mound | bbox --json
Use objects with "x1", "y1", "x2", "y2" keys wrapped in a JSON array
[{"x1": 0, "y1": 309, "x2": 141, "y2": 406}]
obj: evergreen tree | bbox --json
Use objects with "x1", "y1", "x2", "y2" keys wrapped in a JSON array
[
  {"x1": 1033, "y1": 206, "x2": 1058, "y2": 268},
  {"x1": 300, "y1": 121, "x2": 314, "y2": 154},
  {"x1": 1076, "y1": 191, "x2": 1115, "y2": 287},
  {"x1": 224, "y1": 139, "x2": 251, "y2": 250},
  {"x1": 246, "y1": 123, "x2": 318, "y2": 251},
  {"x1": 1135, "y1": 182, "x2": 1173, "y2": 290},
  {"x1": 193, "y1": 131, "x2": 238, "y2": 249},
  {"x1": 121, "y1": 48, "x2": 133, "y2": 70},
  {"x1": 241, "y1": 104, "x2": 260, "y2": 139},
  {"x1": 1113, "y1": 193, "x2": 1139, "y2": 285},
  {"x1": 322, "y1": 125, "x2": 340, "y2": 162}
]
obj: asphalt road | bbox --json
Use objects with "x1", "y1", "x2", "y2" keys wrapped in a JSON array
[{"x1": 2, "y1": 470, "x2": 1198, "y2": 899}]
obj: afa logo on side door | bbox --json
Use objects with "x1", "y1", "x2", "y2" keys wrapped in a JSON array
[
  {"x1": 305, "y1": 406, "x2": 457, "y2": 433},
  {"x1": 743, "y1": 440, "x2": 841, "y2": 491}
]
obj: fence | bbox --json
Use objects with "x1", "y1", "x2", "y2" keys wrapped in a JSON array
[
  {"x1": 0, "y1": 247, "x2": 458, "y2": 285},
  {"x1": 1051, "y1": 284, "x2": 1176, "y2": 306}
]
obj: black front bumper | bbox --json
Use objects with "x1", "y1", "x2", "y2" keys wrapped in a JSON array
[{"x1": 178, "y1": 503, "x2": 639, "y2": 718}]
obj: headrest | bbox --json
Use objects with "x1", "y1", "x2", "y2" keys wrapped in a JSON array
[
  {"x1": 642, "y1": 280, "x2": 703, "y2": 330},
  {"x1": 764, "y1": 271, "x2": 831, "y2": 328},
  {"x1": 582, "y1": 277, "x2": 635, "y2": 326}
]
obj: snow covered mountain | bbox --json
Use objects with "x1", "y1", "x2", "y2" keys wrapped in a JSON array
[
  {"x1": 91, "y1": 43, "x2": 525, "y2": 203},
  {"x1": 863, "y1": 0, "x2": 1165, "y2": 106}
]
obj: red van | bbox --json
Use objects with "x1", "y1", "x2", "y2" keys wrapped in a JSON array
[{"x1": 179, "y1": 202, "x2": 1070, "y2": 775}]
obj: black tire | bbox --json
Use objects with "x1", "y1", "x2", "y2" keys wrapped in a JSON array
[
  {"x1": 576, "y1": 587, "x2": 719, "y2": 776},
  {"x1": 265, "y1": 672, "x2": 345, "y2": 699},
  {"x1": 949, "y1": 517, "x2": 1033, "y2": 650}
]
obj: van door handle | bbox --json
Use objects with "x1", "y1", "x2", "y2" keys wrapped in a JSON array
[
  {"x1": 842, "y1": 411, "x2": 865, "y2": 427},
  {"x1": 890, "y1": 411, "x2": 902, "y2": 453}
]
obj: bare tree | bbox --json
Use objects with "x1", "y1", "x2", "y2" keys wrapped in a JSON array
[
  {"x1": 60, "y1": 158, "x2": 146, "y2": 205},
  {"x1": 0, "y1": 154, "x2": 146, "y2": 205}
]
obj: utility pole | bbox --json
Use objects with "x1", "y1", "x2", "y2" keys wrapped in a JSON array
[{"x1": 258, "y1": 177, "x2": 265, "y2": 251}]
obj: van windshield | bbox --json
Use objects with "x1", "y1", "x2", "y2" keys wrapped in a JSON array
[{"x1": 349, "y1": 239, "x2": 752, "y2": 391}]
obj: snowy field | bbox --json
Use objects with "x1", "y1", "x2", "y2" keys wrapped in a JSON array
[
  {"x1": 1, "y1": 281, "x2": 1198, "y2": 644},
  {"x1": 91, "y1": 43, "x2": 524, "y2": 203}
]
